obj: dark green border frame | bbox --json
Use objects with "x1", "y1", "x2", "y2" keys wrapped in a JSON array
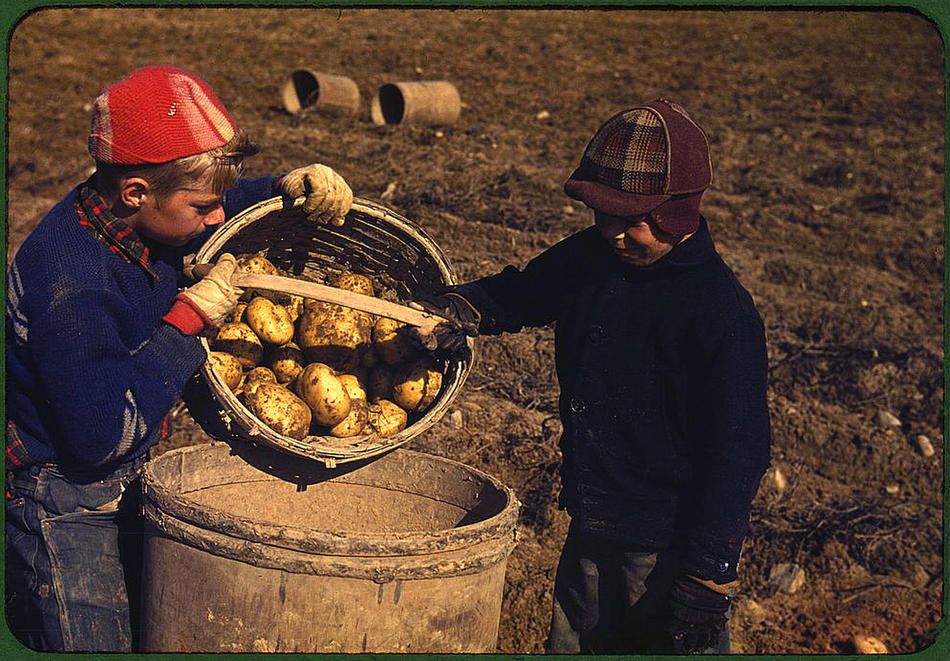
[{"x1": 0, "y1": 1, "x2": 946, "y2": 660}]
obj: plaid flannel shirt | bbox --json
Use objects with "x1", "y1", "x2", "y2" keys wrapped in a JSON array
[{"x1": 75, "y1": 181, "x2": 159, "y2": 279}]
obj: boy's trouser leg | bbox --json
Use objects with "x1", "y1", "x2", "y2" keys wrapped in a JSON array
[
  {"x1": 5, "y1": 458, "x2": 144, "y2": 652},
  {"x1": 545, "y1": 523, "x2": 731, "y2": 654}
]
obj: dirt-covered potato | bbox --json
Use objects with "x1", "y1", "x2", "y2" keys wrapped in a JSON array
[
  {"x1": 278, "y1": 294, "x2": 305, "y2": 323},
  {"x1": 237, "y1": 254, "x2": 280, "y2": 302},
  {"x1": 227, "y1": 302, "x2": 248, "y2": 324},
  {"x1": 237, "y1": 254, "x2": 278, "y2": 275},
  {"x1": 328, "y1": 398, "x2": 369, "y2": 438},
  {"x1": 392, "y1": 357, "x2": 443, "y2": 412},
  {"x1": 245, "y1": 366, "x2": 277, "y2": 384},
  {"x1": 366, "y1": 365, "x2": 395, "y2": 402},
  {"x1": 245, "y1": 383, "x2": 311, "y2": 440},
  {"x1": 295, "y1": 363, "x2": 352, "y2": 426},
  {"x1": 373, "y1": 317, "x2": 420, "y2": 366},
  {"x1": 329, "y1": 272, "x2": 375, "y2": 296},
  {"x1": 337, "y1": 373, "x2": 367, "y2": 402},
  {"x1": 207, "y1": 351, "x2": 244, "y2": 390},
  {"x1": 241, "y1": 366, "x2": 277, "y2": 399},
  {"x1": 268, "y1": 342, "x2": 304, "y2": 384},
  {"x1": 367, "y1": 399, "x2": 408, "y2": 436},
  {"x1": 211, "y1": 322, "x2": 264, "y2": 368},
  {"x1": 245, "y1": 296, "x2": 295, "y2": 345},
  {"x1": 297, "y1": 302, "x2": 371, "y2": 373}
]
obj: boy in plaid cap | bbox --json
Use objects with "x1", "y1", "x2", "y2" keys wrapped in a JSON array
[
  {"x1": 5, "y1": 65, "x2": 352, "y2": 652},
  {"x1": 417, "y1": 99, "x2": 771, "y2": 654}
]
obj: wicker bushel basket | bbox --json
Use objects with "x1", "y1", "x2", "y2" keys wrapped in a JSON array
[{"x1": 192, "y1": 196, "x2": 472, "y2": 468}]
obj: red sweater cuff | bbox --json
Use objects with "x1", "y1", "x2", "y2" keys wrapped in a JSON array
[{"x1": 163, "y1": 295, "x2": 212, "y2": 335}]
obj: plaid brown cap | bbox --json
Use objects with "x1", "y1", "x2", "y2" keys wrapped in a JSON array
[{"x1": 564, "y1": 98, "x2": 712, "y2": 235}]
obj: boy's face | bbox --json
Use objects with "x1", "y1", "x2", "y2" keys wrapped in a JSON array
[
  {"x1": 594, "y1": 210, "x2": 684, "y2": 266},
  {"x1": 129, "y1": 174, "x2": 225, "y2": 247}
]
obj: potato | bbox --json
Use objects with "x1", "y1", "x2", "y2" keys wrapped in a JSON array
[
  {"x1": 207, "y1": 351, "x2": 244, "y2": 390},
  {"x1": 237, "y1": 254, "x2": 280, "y2": 301},
  {"x1": 295, "y1": 363, "x2": 352, "y2": 426},
  {"x1": 366, "y1": 365, "x2": 394, "y2": 402},
  {"x1": 367, "y1": 399, "x2": 408, "y2": 436},
  {"x1": 227, "y1": 302, "x2": 248, "y2": 324},
  {"x1": 279, "y1": 294, "x2": 305, "y2": 323},
  {"x1": 337, "y1": 373, "x2": 367, "y2": 402},
  {"x1": 373, "y1": 317, "x2": 420, "y2": 366},
  {"x1": 245, "y1": 296, "x2": 295, "y2": 345},
  {"x1": 245, "y1": 383, "x2": 311, "y2": 440},
  {"x1": 245, "y1": 365, "x2": 277, "y2": 384},
  {"x1": 328, "y1": 398, "x2": 369, "y2": 438},
  {"x1": 297, "y1": 303, "x2": 371, "y2": 373},
  {"x1": 211, "y1": 322, "x2": 263, "y2": 368},
  {"x1": 268, "y1": 342, "x2": 304, "y2": 384},
  {"x1": 241, "y1": 366, "x2": 277, "y2": 399},
  {"x1": 853, "y1": 635, "x2": 888, "y2": 654},
  {"x1": 237, "y1": 254, "x2": 278, "y2": 275},
  {"x1": 392, "y1": 357, "x2": 443, "y2": 412},
  {"x1": 328, "y1": 272, "x2": 375, "y2": 296}
]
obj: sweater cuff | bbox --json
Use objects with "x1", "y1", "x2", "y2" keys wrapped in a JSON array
[
  {"x1": 163, "y1": 295, "x2": 212, "y2": 335},
  {"x1": 681, "y1": 535, "x2": 742, "y2": 584}
]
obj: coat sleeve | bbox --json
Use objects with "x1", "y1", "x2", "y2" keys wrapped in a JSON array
[
  {"x1": 680, "y1": 311, "x2": 772, "y2": 584},
  {"x1": 28, "y1": 287, "x2": 207, "y2": 468},
  {"x1": 451, "y1": 229, "x2": 600, "y2": 335}
]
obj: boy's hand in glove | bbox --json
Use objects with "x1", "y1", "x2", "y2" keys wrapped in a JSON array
[
  {"x1": 174, "y1": 253, "x2": 243, "y2": 330},
  {"x1": 665, "y1": 576, "x2": 732, "y2": 654},
  {"x1": 280, "y1": 163, "x2": 352, "y2": 226},
  {"x1": 408, "y1": 292, "x2": 481, "y2": 354}
]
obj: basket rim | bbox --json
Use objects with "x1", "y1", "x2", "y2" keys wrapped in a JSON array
[{"x1": 194, "y1": 196, "x2": 473, "y2": 468}]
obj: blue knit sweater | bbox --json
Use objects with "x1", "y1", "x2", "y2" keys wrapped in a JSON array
[{"x1": 6, "y1": 176, "x2": 279, "y2": 469}]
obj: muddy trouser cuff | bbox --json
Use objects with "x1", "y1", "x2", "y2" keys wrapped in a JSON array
[{"x1": 544, "y1": 523, "x2": 731, "y2": 655}]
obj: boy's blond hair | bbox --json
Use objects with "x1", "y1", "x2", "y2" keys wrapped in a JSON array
[{"x1": 95, "y1": 128, "x2": 259, "y2": 204}]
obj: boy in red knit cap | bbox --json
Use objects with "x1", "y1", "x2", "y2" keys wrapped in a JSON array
[
  {"x1": 5, "y1": 65, "x2": 352, "y2": 652},
  {"x1": 415, "y1": 100, "x2": 771, "y2": 654}
]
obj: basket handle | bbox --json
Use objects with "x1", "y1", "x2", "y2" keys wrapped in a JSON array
[{"x1": 184, "y1": 264, "x2": 445, "y2": 332}]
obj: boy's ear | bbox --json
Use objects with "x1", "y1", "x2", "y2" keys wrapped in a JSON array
[{"x1": 118, "y1": 177, "x2": 150, "y2": 209}]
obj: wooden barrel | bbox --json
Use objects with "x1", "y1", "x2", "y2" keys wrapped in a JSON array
[{"x1": 139, "y1": 442, "x2": 520, "y2": 653}]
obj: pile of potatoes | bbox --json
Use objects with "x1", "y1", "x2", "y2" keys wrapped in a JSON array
[{"x1": 206, "y1": 254, "x2": 445, "y2": 442}]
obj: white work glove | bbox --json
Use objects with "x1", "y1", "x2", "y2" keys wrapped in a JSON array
[
  {"x1": 280, "y1": 163, "x2": 353, "y2": 226},
  {"x1": 179, "y1": 254, "x2": 243, "y2": 326}
]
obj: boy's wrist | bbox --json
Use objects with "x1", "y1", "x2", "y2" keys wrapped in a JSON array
[{"x1": 163, "y1": 295, "x2": 212, "y2": 335}]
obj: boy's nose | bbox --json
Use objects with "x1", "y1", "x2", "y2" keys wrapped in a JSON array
[{"x1": 600, "y1": 220, "x2": 627, "y2": 242}]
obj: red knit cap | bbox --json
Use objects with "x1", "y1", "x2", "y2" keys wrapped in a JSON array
[{"x1": 88, "y1": 65, "x2": 236, "y2": 164}]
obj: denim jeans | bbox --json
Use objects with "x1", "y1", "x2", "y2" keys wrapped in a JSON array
[
  {"x1": 546, "y1": 523, "x2": 732, "y2": 654},
  {"x1": 5, "y1": 455, "x2": 146, "y2": 652}
]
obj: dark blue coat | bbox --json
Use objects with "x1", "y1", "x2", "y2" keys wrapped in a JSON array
[{"x1": 456, "y1": 217, "x2": 771, "y2": 583}]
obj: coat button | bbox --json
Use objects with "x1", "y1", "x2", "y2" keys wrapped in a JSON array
[
  {"x1": 717, "y1": 560, "x2": 731, "y2": 574},
  {"x1": 588, "y1": 325, "x2": 607, "y2": 342},
  {"x1": 570, "y1": 398, "x2": 586, "y2": 413}
]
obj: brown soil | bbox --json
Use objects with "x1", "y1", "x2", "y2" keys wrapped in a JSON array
[{"x1": 6, "y1": 7, "x2": 944, "y2": 655}]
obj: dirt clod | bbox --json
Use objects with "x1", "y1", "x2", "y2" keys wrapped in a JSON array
[{"x1": 770, "y1": 563, "x2": 807, "y2": 594}]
